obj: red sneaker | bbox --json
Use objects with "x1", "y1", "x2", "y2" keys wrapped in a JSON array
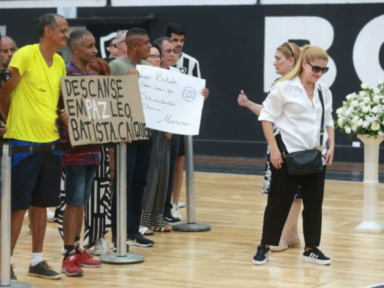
[
  {"x1": 76, "y1": 248, "x2": 101, "y2": 268},
  {"x1": 61, "y1": 255, "x2": 83, "y2": 277}
]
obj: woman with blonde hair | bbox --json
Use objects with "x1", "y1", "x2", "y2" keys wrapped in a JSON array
[
  {"x1": 238, "y1": 42, "x2": 303, "y2": 251},
  {"x1": 253, "y1": 45, "x2": 334, "y2": 266}
]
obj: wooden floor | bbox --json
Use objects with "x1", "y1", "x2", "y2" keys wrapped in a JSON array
[{"x1": 11, "y1": 172, "x2": 384, "y2": 288}]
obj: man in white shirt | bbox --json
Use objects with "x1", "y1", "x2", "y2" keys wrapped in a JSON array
[{"x1": 164, "y1": 23, "x2": 206, "y2": 220}]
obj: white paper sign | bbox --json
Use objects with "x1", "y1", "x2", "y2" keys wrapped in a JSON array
[{"x1": 137, "y1": 65, "x2": 206, "y2": 135}]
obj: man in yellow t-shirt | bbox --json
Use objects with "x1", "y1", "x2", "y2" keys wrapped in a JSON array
[{"x1": 0, "y1": 13, "x2": 69, "y2": 281}]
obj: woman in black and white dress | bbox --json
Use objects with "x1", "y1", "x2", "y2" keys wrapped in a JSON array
[
  {"x1": 238, "y1": 42, "x2": 302, "y2": 252},
  {"x1": 253, "y1": 45, "x2": 334, "y2": 266}
]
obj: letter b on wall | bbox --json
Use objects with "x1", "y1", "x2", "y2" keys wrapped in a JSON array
[{"x1": 264, "y1": 17, "x2": 336, "y2": 92}]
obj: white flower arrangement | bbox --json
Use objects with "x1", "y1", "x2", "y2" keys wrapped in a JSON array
[{"x1": 336, "y1": 79, "x2": 384, "y2": 137}]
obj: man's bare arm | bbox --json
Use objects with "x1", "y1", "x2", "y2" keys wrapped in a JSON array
[{"x1": 0, "y1": 67, "x2": 21, "y2": 120}]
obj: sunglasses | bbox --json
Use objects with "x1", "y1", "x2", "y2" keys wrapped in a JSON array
[
  {"x1": 308, "y1": 62, "x2": 329, "y2": 74},
  {"x1": 283, "y1": 42, "x2": 294, "y2": 57}
]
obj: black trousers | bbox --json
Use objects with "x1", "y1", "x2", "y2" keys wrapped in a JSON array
[
  {"x1": 111, "y1": 139, "x2": 153, "y2": 237},
  {"x1": 261, "y1": 163, "x2": 326, "y2": 248},
  {"x1": 163, "y1": 134, "x2": 181, "y2": 215}
]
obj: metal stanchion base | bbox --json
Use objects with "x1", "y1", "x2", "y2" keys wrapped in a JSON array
[
  {"x1": 99, "y1": 253, "x2": 144, "y2": 264},
  {"x1": 355, "y1": 221, "x2": 384, "y2": 233},
  {"x1": 172, "y1": 223, "x2": 211, "y2": 232},
  {"x1": 0, "y1": 282, "x2": 31, "y2": 288}
]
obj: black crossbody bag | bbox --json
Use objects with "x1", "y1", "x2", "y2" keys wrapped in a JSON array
[{"x1": 275, "y1": 88, "x2": 326, "y2": 176}]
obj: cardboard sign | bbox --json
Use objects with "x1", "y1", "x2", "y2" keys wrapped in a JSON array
[
  {"x1": 137, "y1": 65, "x2": 206, "y2": 135},
  {"x1": 61, "y1": 75, "x2": 148, "y2": 146}
]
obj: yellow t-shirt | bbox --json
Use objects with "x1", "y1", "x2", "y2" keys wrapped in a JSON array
[{"x1": 4, "y1": 44, "x2": 66, "y2": 143}]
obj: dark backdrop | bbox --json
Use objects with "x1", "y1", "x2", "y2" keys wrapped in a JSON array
[{"x1": 1, "y1": 3, "x2": 383, "y2": 163}]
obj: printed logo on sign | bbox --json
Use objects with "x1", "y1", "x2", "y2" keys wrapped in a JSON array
[
  {"x1": 183, "y1": 87, "x2": 196, "y2": 102},
  {"x1": 179, "y1": 67, "x2": 187, "y2": 74}
]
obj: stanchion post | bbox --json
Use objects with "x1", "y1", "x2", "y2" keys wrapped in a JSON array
[
  {"x1": 116, "y1": 144, "x2": 127, "y2": 256},
  {"x1": 173, "y1": 136, "x2": 211, "y2": 232},
  {"x1": 100, "y1": 143, "x2": 144, "y2": 264},
  {"x1": 0, "y1": 144, "x2": 11, "y2": 286},
  {"x1": 0, "y1": 144, "x2": 31, "y2": 287}
]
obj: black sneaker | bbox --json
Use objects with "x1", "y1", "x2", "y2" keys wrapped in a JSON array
[
  {"x1": 11, "y1": 264, "x2": 17, "y2": 281},
  {"x1": 164, "y1": 213, "x2": 183, "y2": 226},
  {"x1": 127, "y1": 234, "x2": 154, "y2": 247},
  {"x1": 110, "y1": 238, "x2": 130, "y2": 252},
  {"x1": 252, "y1": 244, "x2": 270, "y2": 265},
  {"x1": 303, "y1": 247, "x2": 331, "y2": 265},
  {"x1": 28, "y1": 260, "x2": 61, "y2": 280}
]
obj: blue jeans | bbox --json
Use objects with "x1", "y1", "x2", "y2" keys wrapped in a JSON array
[
  {"x1": 65, "y1": 165, "x2": 98, "y2": 207},
  {"x1": 111, "y1": 139, "x2": 152, "y2": 237}
]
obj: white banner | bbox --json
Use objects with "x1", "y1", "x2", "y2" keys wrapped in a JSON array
[
  {"x1": 112, "y1": 0, "x2": 256, "y2": 6},
  {"x1": 137, "y1": 65, "x2": 206, "y2": 135},
  {"x1": 261, "y1": 0, "x2": 384, "y2": 3},
  {"x1": 0, "y1": 0, "x2": 106, "y2": 8}
]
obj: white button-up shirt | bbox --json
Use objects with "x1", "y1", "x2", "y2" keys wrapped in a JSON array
[{"x1": 259, "y1": 76, "x2": 334, "y2": 157}]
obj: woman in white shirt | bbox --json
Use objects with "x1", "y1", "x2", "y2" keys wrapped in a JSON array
[{"x1": 253, "y1": 45, "x2": 334, "y2": 266}]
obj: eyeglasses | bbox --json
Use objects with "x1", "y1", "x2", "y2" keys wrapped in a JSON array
[
  {"x1": 163, "y1": 49, "x2": 177, "y2": 54},
  {"x1": 149, "y1": 54, "x2": 161, "y2": 59},
  {"x1": 308, "y1": 62, "x2": 329, "y2": 74},
  {"x1": 283, "y1": 42, "x2": 294, "y2": 57},
  {"x1": 109, "y1": 44, "x2": 117, "y2": 48}
]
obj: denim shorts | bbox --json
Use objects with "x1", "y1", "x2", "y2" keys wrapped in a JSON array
[{"x1": 65, "y1": 165, "x2": 98, "y2": 207}]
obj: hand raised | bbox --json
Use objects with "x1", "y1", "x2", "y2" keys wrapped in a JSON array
[{"x1": 237, "y1": 90, "x2": 248, "y2": 107}]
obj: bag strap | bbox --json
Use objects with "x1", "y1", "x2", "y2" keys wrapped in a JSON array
[{"x1": 318, "y1": 87, "x2": 325, "y2": 150}]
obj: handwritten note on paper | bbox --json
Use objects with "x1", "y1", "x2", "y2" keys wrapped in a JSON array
[
  {"x1": 61, "y1": 75, "x2": 149, "y2": 146},
  {"x1": 137, "y1": 65, "x2": 206, "y2": 135}
]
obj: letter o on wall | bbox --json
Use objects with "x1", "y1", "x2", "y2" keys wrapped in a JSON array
[{"x1": 353, "y1": 15, "x2": 384, "y2": 87}]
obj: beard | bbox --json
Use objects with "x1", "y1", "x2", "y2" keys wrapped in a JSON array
[{"x1": 174, "y1": 45, "x2": 182, "y2": 54}]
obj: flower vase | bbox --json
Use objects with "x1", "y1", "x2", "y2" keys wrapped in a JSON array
[{"x1": 355, "y1": 134, "x2": 384, "y2": 233}]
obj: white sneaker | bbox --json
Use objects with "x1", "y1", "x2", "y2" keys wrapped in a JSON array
[
  {"x1": 178, "y1": 201, "x2": 186, "y2": 208},
  {"x1": 94, "y1": 238, "x2": 107, "y2": 255},
  {"x1": 171, "y1": 203, "x2": 183, "y2": 220}
]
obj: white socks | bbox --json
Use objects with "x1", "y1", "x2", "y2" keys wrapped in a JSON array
[{"x1": 31, "y1": 252, "x2": 43, "y2": 267}]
